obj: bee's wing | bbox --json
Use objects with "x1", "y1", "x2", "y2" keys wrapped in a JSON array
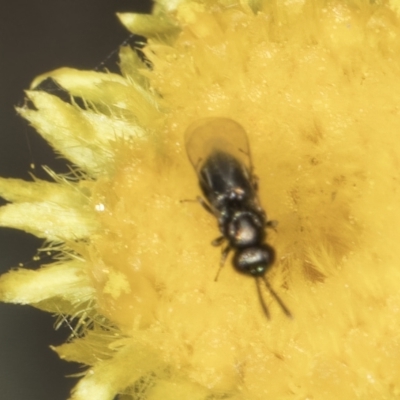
[{"x1": 184, "y1": 117, "x2": 252, "y2": 173}]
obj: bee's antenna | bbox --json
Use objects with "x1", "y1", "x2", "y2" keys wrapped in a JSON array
[
  {"x1": 257, "y1": 277, "x2": 293, "y2": 319},
  {"x1": 255, "y1": 278, "x2": 271, "y2": 319}
]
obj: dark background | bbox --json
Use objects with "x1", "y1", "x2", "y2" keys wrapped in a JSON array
[{"x1": 0, "y1": 1, "x2": 153, "y2": 399}]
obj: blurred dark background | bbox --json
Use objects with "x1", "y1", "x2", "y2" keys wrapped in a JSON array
[{"x1": 0, "y1": 1, "x2": 152, "y2": 399}]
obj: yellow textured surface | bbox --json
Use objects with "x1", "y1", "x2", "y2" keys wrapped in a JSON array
[{"x1": 1, "y1": 0, "x2": 400, "y2": 399}]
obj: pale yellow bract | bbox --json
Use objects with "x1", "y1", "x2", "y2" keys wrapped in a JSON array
[{"x1": 1, "y1": 0, "x2": 400, "y2": 399}]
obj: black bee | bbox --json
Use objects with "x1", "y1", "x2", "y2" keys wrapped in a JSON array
[{"x1": 185, "y1": 117, "x2": 291, "y2": 319}]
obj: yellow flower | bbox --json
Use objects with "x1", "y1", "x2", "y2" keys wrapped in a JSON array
[{"x1": 2, "y1": 0, "x2": 400, "y2": 399}]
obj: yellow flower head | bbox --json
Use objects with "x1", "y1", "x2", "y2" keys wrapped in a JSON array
[{"x1": 2, "y1": 0, "x2": 400, "y2": 399}]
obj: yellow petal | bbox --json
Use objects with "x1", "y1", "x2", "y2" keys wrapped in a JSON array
[
  {"x1": 69, "y1": 344, "x2": 162, "y2": 400},
  {"x1": 0, "y1": 177, "x2": 85, "y2": 204},
  {"x1": 0, "y1": 261, "x2": 93, "y2": 304},
  {"x1": 0, "y1": 202, "x2": 97, "y2": 241},
  {"x1": 19, "y1": 91, "x2": 110, "y2": 174},
  {"x1": 117, "y1": 13, "x2": 179, "y2": 37}
]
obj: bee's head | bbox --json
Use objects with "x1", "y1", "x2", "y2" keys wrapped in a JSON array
[{"x1": 233, "y1": 244, "x2": 275, "y2": 276}]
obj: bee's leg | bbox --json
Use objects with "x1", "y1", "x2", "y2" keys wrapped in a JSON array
[
  {"x1": 180, "y1": 196, "x2": 213, "y2": 215},
  {"x1": 266, "y1": 220, "x2": 278, "y2": 231},
  {"x1": 196, "y1": 196, "x2": 214, "y2": 214},
  {"x1": 252, "y1": 173, "x2": 259, "y2": 191},
  {"x1": 214, "y1": 244, "x2": 231, "y2": 282},
  {"x1": 211, "y1": 236, "x2": 225, "y2": 246}
]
